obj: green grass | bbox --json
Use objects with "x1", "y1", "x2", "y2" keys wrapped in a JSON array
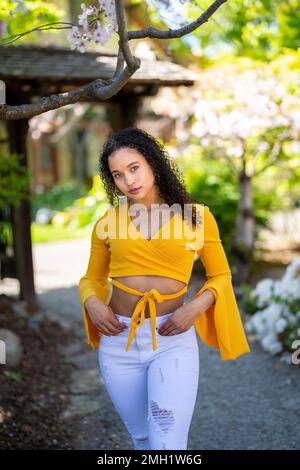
[{"x1": 31, "y1": 223, "x2": 91, "y2": 243}]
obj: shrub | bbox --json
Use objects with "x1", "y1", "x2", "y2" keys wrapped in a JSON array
[{"x1": 244, "y1": 257, "x2": 300, "y2": 355}]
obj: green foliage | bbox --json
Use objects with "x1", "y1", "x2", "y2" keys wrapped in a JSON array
[
  {"x1": 177, "y1": 139, "x2": 295, "y2": 258},
  {"x1": 179, "y1": 146, "x2": 239, "y2": 256},
  {"x1": 3, "y1": 370, "x2": 23, "y2": 382},
  {"x1": 239, "y1": 283, "x2": 261, "y2": 315},
  {"x1": 277, "y1": 0, "x2": 300, "y2": 50},
  {"x1": 0, "y1": 152, "x2": 32, "y2": 209},
  {"x1": 31, "y1": 180, "x2": 86, "y2": 220},
  {"x1": 31, "y1": 176, "x2": 109, "y2": 241},
  {"x1": 63, "y1": 175, "x2": 109, "y2": 229},
  {"x1": 176, "y1": 0, "x2": 300, "y2": 61},
  {"x1": 0, "y1": 0, "x2": 64, "y2": 41}
]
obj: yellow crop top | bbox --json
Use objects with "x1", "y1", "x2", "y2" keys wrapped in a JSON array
[{"x1": 78, "y1": 202, "x2": 251, "y2": 360}]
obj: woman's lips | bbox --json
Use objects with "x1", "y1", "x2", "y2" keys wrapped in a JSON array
[{"x1": 128, "y1": 187, "x2": 141, "y2": 194}]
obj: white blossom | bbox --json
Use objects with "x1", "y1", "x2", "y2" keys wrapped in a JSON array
[
  {"x1": 264, "y1": 303, "x2": 283, "y2": 330},
  {"x1": 261, "y1": 334, "x2": 283, "y2": 355},
  {"x1": 245, "y1": 256, "x2": 300, "y2": 357},
  {"x1": 275, "y1": 318, "x2": 287, "y2": 334},
  {"x1": 68, "y1": 1, "x2": 116, "y2": 53},
  {"x1": 250, "y1": 278, "x2": 274, "y2": 308},
  {"x1": 282, "y1": 256, "x2": 300, "y2": 282},
  {"x1": 250, "y1": 312, "x2": 266, "y2": 339}
]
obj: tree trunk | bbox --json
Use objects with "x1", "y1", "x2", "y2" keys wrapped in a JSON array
[{"x1": 232, "y1": 168, "x2": 255, "y2": 285}]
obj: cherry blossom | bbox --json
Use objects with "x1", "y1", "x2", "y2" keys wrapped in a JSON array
[{"x1": 67, "y1": 1, "x2": 117, "y2": 53}]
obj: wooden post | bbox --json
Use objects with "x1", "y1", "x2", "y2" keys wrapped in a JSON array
[
  {"x1": 7, "y1": 118, "x2": 39, "y2": 313},
  {"x1": 107, "y1": 95, "x2": 142, "y2": 131}
]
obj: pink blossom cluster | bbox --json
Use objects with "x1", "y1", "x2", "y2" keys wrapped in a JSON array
[{"x1": 68, "y1": 1, "x2": 117, "y2": 53}]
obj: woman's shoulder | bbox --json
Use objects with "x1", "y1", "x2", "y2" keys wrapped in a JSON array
[
  {"x1": 192, "y1": 202, "x2": 215, "y2": 218},
  {"x1": 190, "y1": 203, "x2": 219, "y2": 237},
  {"x1": 190, "y1": 202, "x2": 208, "y2": 222}
]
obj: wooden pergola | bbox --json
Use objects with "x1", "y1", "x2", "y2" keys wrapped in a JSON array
[{"x1": 0, "y1": 45, "x2": 196, "y2": 310}]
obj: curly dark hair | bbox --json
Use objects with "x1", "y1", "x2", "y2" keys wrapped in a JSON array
[{"x1": 99, "y1": 127, "x2": 201, "y2": 228}]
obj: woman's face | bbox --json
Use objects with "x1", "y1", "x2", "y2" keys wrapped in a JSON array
[{"x1": 108, "y1": 147, "x2": 160, "y2": 204}]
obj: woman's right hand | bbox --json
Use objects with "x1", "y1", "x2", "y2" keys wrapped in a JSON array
[{"x1": 84, "y1": 296, "x2": 128, "y2": 336}]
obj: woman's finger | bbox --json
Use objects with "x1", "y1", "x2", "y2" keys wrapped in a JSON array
[{"x1": 106, "y1": 319, "x2": 127, "y2": 335}]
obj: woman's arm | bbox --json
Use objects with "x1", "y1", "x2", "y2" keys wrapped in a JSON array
[
  {"x1": 186, "y1": 289, "x2": 215, "y2": 321},
  {"x1": 78, "y1": 211, "x2": 111, "y2": 348},
  {"x1": 191, "y1": 205, "x2": 251, "y2": 360}
]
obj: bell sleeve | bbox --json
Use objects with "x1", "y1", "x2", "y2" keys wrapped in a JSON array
[
  {"x1": 192, "y1": 205, "x2": 251, "y2": 360},
  {"x1": 78, "y1": 211, "x2": 111, "y2": 349}
]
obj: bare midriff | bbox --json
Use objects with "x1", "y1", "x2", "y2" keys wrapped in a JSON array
[{"x1": 109, "y1": 275, "x2": 186, "y2": 318}]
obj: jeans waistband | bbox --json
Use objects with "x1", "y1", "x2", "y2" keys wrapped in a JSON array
[{"x1": 115, "y1": 311, "x2": 174, "y2": 324}]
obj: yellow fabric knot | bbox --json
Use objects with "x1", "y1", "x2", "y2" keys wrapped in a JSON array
[
  {"x1": 110, "y1": 279, "x2": 188, "y2": 352},
  {"x1": 125, "y1": 288, "x2": 164, "y2": 352}
]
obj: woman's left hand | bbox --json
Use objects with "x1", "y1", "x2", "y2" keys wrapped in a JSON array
[{"x1": 157, "y1": 303, "x2": 195, "y2": 336}]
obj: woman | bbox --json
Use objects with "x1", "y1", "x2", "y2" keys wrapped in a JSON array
[{"x1": 78, "y1": 127, "x2": 250, "y2": 451}]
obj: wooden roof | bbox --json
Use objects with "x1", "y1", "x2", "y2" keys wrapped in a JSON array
[{"x1": 0, "y1": 45, "x2": 196, "y2": 87}]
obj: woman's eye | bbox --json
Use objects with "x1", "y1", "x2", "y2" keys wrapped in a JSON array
[{"x1": 113, "y1": 167, "x2": 138, "y2": 179}]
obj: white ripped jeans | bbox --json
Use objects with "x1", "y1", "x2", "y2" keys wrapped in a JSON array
[{"x1": 98, "y1": 311, "x2": 200, "y2": 450}]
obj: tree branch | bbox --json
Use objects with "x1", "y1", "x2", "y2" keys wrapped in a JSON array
[
  {"x1": 0, "y1": 22, "x2": 77, "y2": 46},
  {"x1": 113, "y1": 47, "x2": 125, "y2": 78},
  {"x1": 115, "y1": 0, "x2": 138, "y2": 69},
  {"x1": 128, "y1": 0, "x2": 227, "y2": 40},
  {"x1": 199, "y1": 132, "x2": 241, "y2": 177},
  {"x1": 0, "y1": 0, "x2": 227, "y2": 120},
  {"x1": 222, "y1": 153, "x2": 240, "y2": 178},
  {"x1": 0, "y1": 63, "x2": 140, "y2": 119},
  {"x1": 252, "y1": 131, "x2": 291, "y2": 177}
]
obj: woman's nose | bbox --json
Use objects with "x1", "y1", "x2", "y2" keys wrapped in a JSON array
[{"x1": 125, "y1": 176, "x2": 136, "y2": 187}]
